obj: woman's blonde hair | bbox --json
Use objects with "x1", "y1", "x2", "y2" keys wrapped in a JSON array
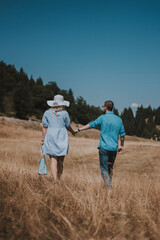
[{"x1": 51, "y1": 106, "x2": 65, "y2": 112}]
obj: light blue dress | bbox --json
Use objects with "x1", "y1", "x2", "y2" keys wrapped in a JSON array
[{"x1": 42, "y1": 109, "x2": 70, "y2": 156}]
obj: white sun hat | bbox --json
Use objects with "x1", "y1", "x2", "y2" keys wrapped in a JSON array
[{"x1": 47, "y1": 94, "x2": 70, "y2": 107}]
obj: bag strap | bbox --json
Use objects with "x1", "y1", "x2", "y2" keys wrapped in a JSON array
[{"x1": 41, "y1": 148, "x2": 45, "y2": 158}]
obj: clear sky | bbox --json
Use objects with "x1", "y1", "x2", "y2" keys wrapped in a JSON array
[{"x1": 0, "y1": 0, "x2": 160, "y2": 113}]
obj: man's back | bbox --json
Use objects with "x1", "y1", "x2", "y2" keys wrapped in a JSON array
[{"x1": 89, "y1": 112, "x2": 125, "y2": 151}]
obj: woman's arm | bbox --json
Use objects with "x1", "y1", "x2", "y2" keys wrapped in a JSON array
[
  {"x1": 67, "y1": 126, "x2": 75, "y2": 136},
  {"x1": 42, "y1": 127, "x2": 48, "y2": 145}
]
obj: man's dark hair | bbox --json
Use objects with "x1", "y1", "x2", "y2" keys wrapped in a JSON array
[{"x1": 104, "y1": 100, "x2": 114, "y2": 111}]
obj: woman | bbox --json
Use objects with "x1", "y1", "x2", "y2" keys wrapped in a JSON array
[{"x1": 41, "y1": 94, "x2": 75, "y2": 181}]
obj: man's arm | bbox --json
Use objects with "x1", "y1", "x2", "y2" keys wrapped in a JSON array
[
  {"x1": 118, "y1": 136, "x2": 125, "y2": 154},
  {"x1": 75, "y1": 123, "x2": 90, "y2": 133},
  {"x1": 75, "y1": 115, "x2": 102, "y2": 133}
]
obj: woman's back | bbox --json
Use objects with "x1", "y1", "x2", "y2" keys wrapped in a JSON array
[{"x1": 42, "y1": 109, "x2": 70, "y2": 129}]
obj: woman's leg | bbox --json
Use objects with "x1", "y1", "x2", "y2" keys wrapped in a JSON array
[
  {"x1": 50, "y1": 156, "x2": 58, "y2": 181},
  {"x1": 57, "y1": 156, "x2": 65, "y2": 179}
]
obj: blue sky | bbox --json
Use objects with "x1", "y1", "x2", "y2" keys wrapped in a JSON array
[{"x1": 0, "y1": 0, "x2": 160, "y2": 113}]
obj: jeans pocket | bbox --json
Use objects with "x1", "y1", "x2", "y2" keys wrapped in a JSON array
[{"x1": 99, "y1": 147, "x2": 107, "y2": 155}]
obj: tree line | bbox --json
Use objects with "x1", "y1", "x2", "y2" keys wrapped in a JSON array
[
  {"x1": 0, "y1": 61, "x2": 102, "y2": 123},
  {"x1": 121, "y1": 106, "x2": 160, "y2": 139},
  {"x1": 0, "y1": 61, "x2": 160, "y2": 139}
]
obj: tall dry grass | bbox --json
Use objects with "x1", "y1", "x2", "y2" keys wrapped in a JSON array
[{"x1": 0, "y1": 117, "x2": 160, "y2": 240}]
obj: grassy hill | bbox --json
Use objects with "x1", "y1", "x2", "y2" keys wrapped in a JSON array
[{"x1": 0, "y1": 117, "x2": 160, "y2": 240}]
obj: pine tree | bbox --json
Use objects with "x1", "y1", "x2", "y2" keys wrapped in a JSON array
[
  {"x1": 143, "y1": 115, "x2": 157, "y2": 139},
  {"x1": 155, "y1": 107, "x2": 160, "y2": 125},
  {"x1": 121, "y1": 108, "x2": 135, "y2": 135},
  {"x1": 134, "y1": 106, "x2": 146, "y2": 137},
  {"x1": 113, "y1": 108, "x2": 119, "y2": 116}
]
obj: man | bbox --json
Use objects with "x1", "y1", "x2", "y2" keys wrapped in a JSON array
[{"x1": 75, "y1": 100, "x2": 125, "y2": 188}]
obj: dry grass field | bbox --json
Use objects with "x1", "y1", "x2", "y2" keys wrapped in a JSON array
[{"x1": 0, "y1": 117, "x2": 160, "y2": 240}]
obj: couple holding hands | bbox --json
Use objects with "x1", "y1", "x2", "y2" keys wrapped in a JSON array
[{"x1": 41, "y1": 95, "x2": 125, "y2": 188}]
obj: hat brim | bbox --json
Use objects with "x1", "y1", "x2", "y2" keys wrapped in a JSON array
[{"x1": 47, "y1": 100, "x2": 70, "y2": 107}]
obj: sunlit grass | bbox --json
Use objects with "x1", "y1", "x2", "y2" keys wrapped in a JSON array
[{"x1": 0, "y1": 117, "x2": 160, "y2": 240}]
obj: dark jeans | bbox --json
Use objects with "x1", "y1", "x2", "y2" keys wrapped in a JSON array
[{"x1": 99, "y1": 147, "x2": 117, "y2": 188}]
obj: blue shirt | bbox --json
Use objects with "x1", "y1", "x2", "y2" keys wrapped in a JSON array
[
  {"x1": 42, "y1": 109, "x2": 70, "y2": 156},
  {"x1": 89, "y1": 112, "x2": 125, "y2": 151}
]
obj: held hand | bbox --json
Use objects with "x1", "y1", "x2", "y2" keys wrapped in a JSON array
[
  {"x1": 118, "y1": 146, "x2": 123, "y2": 154},
  {"x1": 67, "y1": 126, "x2": 76, "y2": 136},
  {"x1": 74, "y1": 128, "x2": 80, "y2": 134},
  {"x1": 72, "y1": 129, "x2": 78, "y2": 135}
]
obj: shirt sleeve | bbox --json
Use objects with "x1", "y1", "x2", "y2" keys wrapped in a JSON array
[
  {"x1": 89, "y1": 115, "x2": 103, "y2": 128},
  {"x1": 64, "y1": 111, "x2": 71, "y2": 128},
  {"x1": 120, "y1": 122, "x2": 125, "y2": 136},
  {"x1": 42, "y1": 112, "x2": 49, "y2": 127}
]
